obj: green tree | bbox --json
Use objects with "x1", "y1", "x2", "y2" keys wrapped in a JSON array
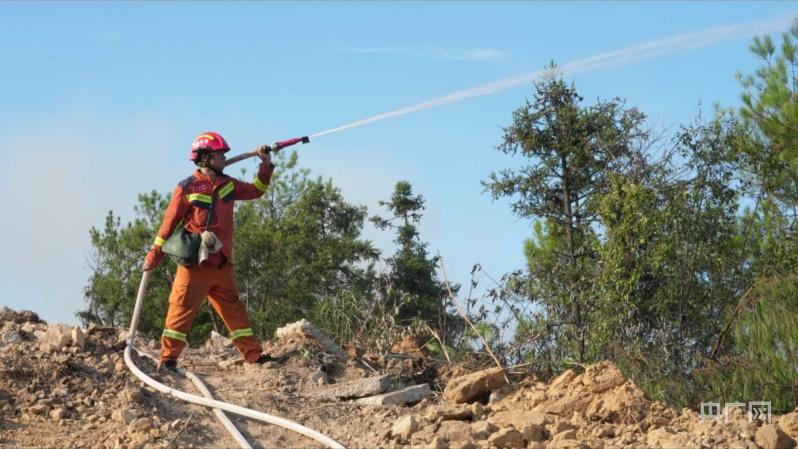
[
  {"x1": 698, "y1": 23, "x2": 798, "y2": 412},
  {"x1": 484, "y1": 71, "x2": 649, "y2": 366},
  {"x1": 594, "y1": 115, "x2": 746, "y2": 405},
  {"x1": 371, "y1": 181, "x2": 451, "y2": 331}
]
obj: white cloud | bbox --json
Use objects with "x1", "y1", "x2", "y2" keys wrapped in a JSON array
[{"x1": 343, "y1": 46, "x2": 510, "y2": 62}]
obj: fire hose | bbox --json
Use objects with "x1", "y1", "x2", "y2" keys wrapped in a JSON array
[{"x1": 124, "y1": 135, "x2": 346, "y2": 449}]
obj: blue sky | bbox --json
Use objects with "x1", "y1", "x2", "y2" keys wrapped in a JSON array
[{"x1": 1, "y1": 2, "x2": 795, "y2": 326}]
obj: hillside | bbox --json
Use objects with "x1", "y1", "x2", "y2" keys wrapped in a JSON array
[{"x1": 1, "y1": 307, "x2": 796, "y2": 449}]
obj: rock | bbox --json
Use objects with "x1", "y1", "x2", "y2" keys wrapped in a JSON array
[
  {"x1": 219, "y1": 359, "x2": 243, "y2": 369},
  {"x1": 470, "y1": 420, "x2": 498, "y2": 440},
  {"x1": 128, "y1": 417, "x2": 153, "y2": 433},
  {"x1": 552, "y1": 429, "x2": 577, "y2": 441},
  {"x1": 45, "y1": 324, "x2": 72, "y2": 349},
  {"x1": 1, "y1": 308, "x2": 43, "y2": 324},
  {"x1": 488, "y1": 410, "x2": 550, "y2": 429},
  {"x1": 307, "y1": 370, "x2": 328, "y2": 386},
  {"x1": 410, "y1": 423, "x2": 437, "y2": 445},
  {"x1": 121, "y1": 386, "x2": 144, "y2": 404},
  {"x1": 444, "y1": 367, "x2": 507, "y2": 404},
  {"x1": 205, "y1": 330, "x2": 233, "y2": 349},
  {"x1": 0, "y1": 306, "x2": 13, "y2": 321},
  {"x1": 778, "y1": 412, "x2": 798, "y2": 440},
  {"x1": 391, "y1": 334, "x2": 425, "y2": 357},
  {"x1": 275, "y1": 319, "x2": 348, "y2": 358},
  {"x1": 116, "y1": 330, "x2": 129, "y2": 347},
  {"x1": 521, "y1": 424, "x2": 546, "y2": 443},
  {"x1": 1, "y1": 328, "x2": 22, "y2": 344},
  {"x1": 113, "y1": 407, "x2": 140, "y2": 425},
  {"x1": 647, "y1": 427, "x2": 679, "y2": 448},
  {"x1": 425, "y1": 436, "x2": 448, "y2": 449},
  {"x1": 546, "y1": 441, "x2": 588, "y2": 449},
  {"x1": 355, "y1": 383, "x2": 433, "y2": 406},
  {"x1": 425, "y1": 403, "x2": 472, "y2": 421},
  {"x1": 436, "y1": 420, "x2": 473, "y2": 442},
  {"x1": 755, "y1": 424, "x2": 796, "y2": 449},
  {"x1": 21, "y1": 322, "x2": 39, "y2": 333},
  {"x1": 49, "y1": 407, "x2": 66, "y2": 421},
  {"x1": 449, "y1": 442, "x2": 478, "y2": 449},
  {"x1": 592, "y1": 425, "x2": 615, "y2": 438},
  {"x1": 28, "y1": 404, "x2": 49, "y2": 415},
  {"x1": 487, "y1": 427, "x2": 525, "y2": 449},
  {"x1": 391, "y1": 415, "x2": 418, "y2": 440},
  {"x1": 470, "y1": 402, "x2": 485, "y2": 418},
  {"x1": 548, "y1": 421, "x2": 575, "y2": 435},
  {"x1": 548, "y1": 369, "x2": 577, "y2": 394},
  {"x1": 580, "y1": 361, "x2": 627, "y2": 394},
  {"x1": 71, "y1": 327, "x2": 85, "y2": 349},
  {"x1": 316, "y1": 374, "x2": 395, "y2": 400}
]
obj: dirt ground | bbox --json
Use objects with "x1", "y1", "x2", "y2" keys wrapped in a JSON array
[{"x1": 1, "y1": 307, "x2": 796, "y2": 449}]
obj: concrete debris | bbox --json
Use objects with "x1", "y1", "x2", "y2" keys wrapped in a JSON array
[
  {"x1": 355, "y1": 383, "x2": 433, "y2": 406},
  {"x1": 316, "y1": 374, "x2": 395, "y2": 400}
]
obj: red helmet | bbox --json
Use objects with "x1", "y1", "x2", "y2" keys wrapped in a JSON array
[{"x1": 190, "y1": 131, "x2": 230, "y2": 161}]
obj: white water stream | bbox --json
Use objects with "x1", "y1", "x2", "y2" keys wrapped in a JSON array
[{"x1": 310, "y1": 15, "x2": 793, "y2": 140}]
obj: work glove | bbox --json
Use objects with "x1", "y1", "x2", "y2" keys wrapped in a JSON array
[
  {"x1": 256, "y1": 144, "x2": 272, "y2": 164},
  {"x1": 143, "y1": 245, "x2": 164, "y2": 272}
]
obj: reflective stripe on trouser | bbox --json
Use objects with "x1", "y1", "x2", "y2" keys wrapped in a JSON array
[{"x1": 160, "y1": 263, "x2": 262, "y2": 363}]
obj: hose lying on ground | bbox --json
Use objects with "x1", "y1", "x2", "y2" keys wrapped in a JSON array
[
  {"x1": 124, "y1": 271, "x2": 347, "y2": 449},
  {"x1": 131, "y1": 348, "x2": 252, "y2": 449}
]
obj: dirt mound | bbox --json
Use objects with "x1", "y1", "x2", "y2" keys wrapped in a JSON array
[{"x1": 1, "y1": 307, "x2": 796, "y2": 449}]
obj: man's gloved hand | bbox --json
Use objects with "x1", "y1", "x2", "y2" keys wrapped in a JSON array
[
  {"x1": 143, "y1": 245, "x2": 164, "y2": 271},
  {"x1": 256, "y1": 144, "x2": 272, "y2": 165}
]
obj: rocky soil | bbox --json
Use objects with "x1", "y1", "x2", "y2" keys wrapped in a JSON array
[{"x1": 1, "y1": 306, "x2": 796, "y2": 449}]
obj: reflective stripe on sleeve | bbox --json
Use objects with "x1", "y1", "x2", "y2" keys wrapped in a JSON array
[
  {"x1": 154, "y1": 236, "x2": 166, "y2": 247},
  {"x1": 253, "y1": 177, "x2": 268, "y2": 193}
]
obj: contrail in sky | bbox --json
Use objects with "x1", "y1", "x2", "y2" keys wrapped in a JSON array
[{"x1": 311, "y1": 15, "x2": 795, "y2": 139}]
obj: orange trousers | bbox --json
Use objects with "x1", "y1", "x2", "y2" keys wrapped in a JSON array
[{"x1": 160, "y1": 263, "x2": 262, "y2": 363}]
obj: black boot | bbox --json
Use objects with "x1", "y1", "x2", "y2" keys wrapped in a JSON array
[
  {"x1": 255, "y1": 353, "x2": 283, "y2": 364},
  {"x1": 159, "y1": 359, "x2": 179, "y2": 373}
]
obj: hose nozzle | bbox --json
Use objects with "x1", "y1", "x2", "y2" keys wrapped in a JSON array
[{"x1": 273, "y1": 136, "x2": 310, "y2": 151}]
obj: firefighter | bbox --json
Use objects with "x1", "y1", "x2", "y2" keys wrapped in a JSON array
[{"x1": 143, "y1": 131, "x2": 275, "y2": 371}]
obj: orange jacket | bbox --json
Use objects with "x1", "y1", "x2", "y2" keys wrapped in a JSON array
[{"x1": 153, "y1": 163, "x2": 275, "y2": 266}]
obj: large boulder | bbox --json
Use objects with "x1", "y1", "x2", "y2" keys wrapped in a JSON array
[
  {"x1": 755, "y1": 424, "x2": 797, "y2": 449},
  {"x1": 42, "y1": 324, "x2": 84, "y2": 350},
  {"x1": 444, "y1": 367, "x2": 507, "y2": 404}
]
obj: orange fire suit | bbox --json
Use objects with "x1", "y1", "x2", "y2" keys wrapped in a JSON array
[{"x1": 152, "y1": 163, "x2": 275, "y2": 363}]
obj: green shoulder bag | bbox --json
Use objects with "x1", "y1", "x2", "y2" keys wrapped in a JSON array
[{"x1": 161, "y1": 192, "x2": 217, "y2": 266}]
